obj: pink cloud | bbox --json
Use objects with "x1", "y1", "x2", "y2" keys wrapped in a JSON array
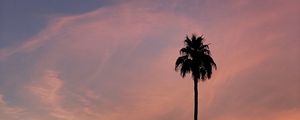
[
  {"x1": 0, "y1": 94, "x2": 23, "y2": 119},
  {"x1": 1, "y1": 0, "x2": 299, "y2": 120},
  {"x1": 29, "y1": 70, "x2": 63, "y2": 105}
]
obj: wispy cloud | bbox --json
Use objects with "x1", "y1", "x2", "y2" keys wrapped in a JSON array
[
  {"x1": 0, "y1": 94, "x2": 23, "y2": 120},
  {"x1": 1, "y1": 0, "x2": 299, "y2": 120},
  {"x1": 28, "y1": 70, "x2": 72, "y2": 119},
  {"x1": 29, "y1": 70, "x2": 63, "y2": 105}
]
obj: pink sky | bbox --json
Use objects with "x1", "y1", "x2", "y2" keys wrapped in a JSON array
[{"x1": 0, "y1": 0, "x2": 299, "y2": 120}]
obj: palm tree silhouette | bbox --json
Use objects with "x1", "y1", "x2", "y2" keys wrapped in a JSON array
[{"x1": 175, "y1": 34, "x2": 217, "y2": 120}]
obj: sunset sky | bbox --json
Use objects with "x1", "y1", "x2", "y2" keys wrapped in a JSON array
[{"x1": 0, "y1": 0, "x2": 299, "y2": 120}]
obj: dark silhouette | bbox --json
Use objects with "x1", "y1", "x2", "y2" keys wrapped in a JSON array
[{"x1": 175, "y1": 34, "x2": 217, "y2": 120}]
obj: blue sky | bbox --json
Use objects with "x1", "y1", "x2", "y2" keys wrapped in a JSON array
[{"x1": 0, "y1": 0, "x2": 115, "y2": 47}]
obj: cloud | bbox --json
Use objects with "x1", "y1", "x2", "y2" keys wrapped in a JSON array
[
  {"x1": 29, "y1": 70, "x2": 63, "y2": 105},
  {"x1": 0, "y1": 94, "x2": 23, "y2": 120},
  {"x1": 8, "y1": 2, "x2": 203, "y2": 119},
  {"x1": 28, "y1": 70, "x2": 72, "y2": 119},
  {"x1": 1, "y1": 0, "x2": 299, "y2": 120}
]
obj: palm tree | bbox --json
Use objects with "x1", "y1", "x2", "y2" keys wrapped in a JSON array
[{"x1": 175, "y1": 34, "x2": 217, "y2": 120}]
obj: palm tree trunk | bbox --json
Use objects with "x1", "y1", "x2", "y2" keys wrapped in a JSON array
[{"x1": 194, "y1": 79, "x2": 198, "y2": 120}]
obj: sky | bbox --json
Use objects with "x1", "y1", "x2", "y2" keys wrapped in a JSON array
[{"x1": 0, "y1": 0, "x2": 299, "y2": 120}]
